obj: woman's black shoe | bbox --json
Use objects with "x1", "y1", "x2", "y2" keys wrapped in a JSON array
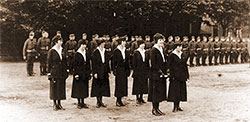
[
  {"x1": 100, "y1": 102, "x2": 107, "y2": 107},
  {"x1": 116, "y1": 101, "x2": 122, "y2": 107},
  {"x1": 81, "y1": 104, "x2": 89, "y2": 109},
  {"x1": 96, "y1": 103, "x2": 101, "y2": 108},
  {"x1": 136, "y1": 99, "x2": 142, "y2": 104},
  {"x1": 157, "y1": 109, "x2": 165, "y2": 115},
  {"x1": 53, "y1": 105, "x2": 58, "y2": 111},
  {"x1": 172, "y1": 107, "x2": 178, "y2": 112},
  {"x1": 77, "y1": 104, "x2": 82, "y2": 109},
  {"x1": 177, "y1": 107, "x2": 183, "y2": 111},
  {"x1": 58, "y1": 105, "x2": 65, "y2": 110},
  {"x1": 140, "y1": 99, "x2": 146, "y2": 104},
  {"x1": 152, "y1": 109, "x2": 161, "y2": 116}
]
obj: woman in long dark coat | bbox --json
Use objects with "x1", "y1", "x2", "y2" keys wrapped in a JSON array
[
  {"x1": 71, "y1": 40, "x2": 91, "y2": 109},
  {"x1": 47, "y1": 36, "x2": 68, "y2": 111},
  {"x1": 132, "y1": 40, "x2": 149, "y2": 104},
  {"x1": 167, "y1": 43, "x2": 189, "y2": 112},
  {"x1": 148, "y1": 33, "x2": 168, "y2": 116},
  {"x1": 91, "y1": 39, "x2": 111, "y2": 108},
  {"x1": 112, "y1": 37, "x2": 130, "y2": 107}
]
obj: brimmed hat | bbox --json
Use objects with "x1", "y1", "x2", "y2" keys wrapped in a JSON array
[
  {"x1": 96, "y1": 38, "x2": 105, "y2": 46},
  {"x1": 137, "y1": 40, "x2": 145, "y2": 46}
]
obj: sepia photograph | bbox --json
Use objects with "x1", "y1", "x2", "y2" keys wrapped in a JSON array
[{"x1": 0, "y1": 0, "x2": 250, "y2": 122}]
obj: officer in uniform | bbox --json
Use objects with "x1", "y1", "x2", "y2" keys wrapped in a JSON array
[
  {"x1": 188, "y1": 36, "x2": 196, "y2": 67},
  {"x1": 219, "y1": 36, "x2": 226, "y2": 64},
  {"x1": 195, "y1": 36, "x2": 202, "y2": 66},
  {"x1": 23, "y1": 31, "x2": 38, "y2": 76},
  {"x1": 64, "y1": 34, "x2": 77, "y2": 74},
  {"x1": 37, "y1": 31, "x2": 51, "y2": 75},
  {"x1": 225, "y1": 37, "x2": 231, "y2": 64},
  {"x1": 201, "y1": 36, "x2": 209, "y2": 66},
  {"x1": 214, "y1": 36, "x2": 221, "y2": 65},
  {"x1": 181, "y1": 36, "x2": 189, "y2": 62},
  {"x1": 208, "y1": 36, "x2": 215, "y2": 65}
]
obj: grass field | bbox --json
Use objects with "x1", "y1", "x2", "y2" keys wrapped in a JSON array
[{"x1": 0, "y1": 62, "x2": 250, "y2": 122}]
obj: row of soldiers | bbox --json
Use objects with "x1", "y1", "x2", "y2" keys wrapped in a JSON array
[{"x1": 23, "y1": 31, "x2": 249, "y2": 76}]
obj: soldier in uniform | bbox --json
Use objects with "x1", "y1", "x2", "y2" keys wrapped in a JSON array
[
  {"x1": 238, "y1": 39, "x2": 246, "y2": 63},
  {"x1": 201, "y1": 36, "x2": 209, "y2": 66},
  {"x1": 230, "y1": 38, "x2": 238, "y2": 64},
  {"x1": 235, "y1": 38, "x2": 241, "y2": 63},
  {"x1": 214, "y1": 36, "x2": 221, "y2": 65},
  {"x1": 195, "y1": 36, "x2": 202, "y2": 66},
  {"x1": 89, "y1": 34, "x2": 99, "y2": 57},
  {"x1": 208, "y1": 36, "x2": 215, "y2": 65},
  {"x1": 174, "y1": 36, "x2": 181, "y2": 44},
  {"x1": 165, "y1": 35, "x2": 175, "y2": 56},
  {"x1": 225, "y1": 37, "x2": 231, "y2": 64},
  {"x1": 37, "y1": 31, "x2": 51, "y2": 75},
  {"x1": 181, "y1": 36, "x2": 189, "y2": 62},
  {"x1": 23, "y1": 31, "x2": 38, "y2": 76},
  {"x1": 219, "y1": 37, "x2": 226, "y2": 64},
  {"x1": 242, "y1": 38, "x2": 249, "y2": 62},
  {"x1": 64, "y1": 34, "x2": 77, "y2": 74},
  {"x1": 188, "y1": 36, "x2": 196, "y2": 67},
  {"x1": 78, "y1": 33, "x2": 88, "y2": 49},
  {"x1": 145, "y1": 35, "x2": 153, "y2": 51},
  {"x1": 104, "y1": 35, "x2": 112, "y2": 60}
]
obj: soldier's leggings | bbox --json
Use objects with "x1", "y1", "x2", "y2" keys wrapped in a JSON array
[
  {"x1": 189, "y1": 53, "x2": 195, "y2": 66},
  {"x1": 214, "y1": 50, "x2": 220, "y2": 65},
  {"x1": 26, "y1": 56, "x2": 35, "y2": 76},
  {"x1": 201, "y1": 52, "x2": 208, "y2": 65},
  {"x1": 39, "y1": 54, "x2": 47, "y2": 75},
  {"x1": 219, "y1": 51, "x2": 225, "y2": 64},
  {"x1": 196, "y1": 51, "x2": 202, "y2": 66},
  {"x1": 235, "y1": 51, "x2": 239, "y2": 63},
  {"x1": 230, "y1": 52, "x2": 234, "y2": 63},
  {"x1": 225, "y1": 52, "x2": 230, "y2": 64},
  {"x1": 240, "y1": 51, "x2": 247, "y2": 63},
  {"x1": 208, "y1": 51, "x2": 214, "y2": 65}
]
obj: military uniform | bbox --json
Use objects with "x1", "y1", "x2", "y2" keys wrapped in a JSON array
[
  {"x1": 238, "y1": 41, "x2": 246, "y2": 63},
  {"x1": 182, "y1": 39, "x2": 189, "y2": 62},
  {"x1": 201, "y1": 40, "x2": 209, "y2": 66},
  {"x1": 64, "y1": 36, "x2": 77, "y2": 74},
  {"x1": 220, "y1": 40, "x2": 227, "y2": 64},
  {"x1": 165, "y1": 41, "x2": 175, "y2": 56},
  {"x1": 230, "y1": 41, "x2": 238, "y2": 64},
  {"x1": 37, "y1": 35, "x2": 51, "y2": 75},
  {"x1": 208, "y1": 39, "x2": 215, "y2": 65},
  {"x1": 195, "y1": 41, "x2": 202, "y2": 66},
  {"x1": 214, "y1": 41, "x2": 221, "y2": 65},
  {"x1": 188, "y1": 39, "x2": 196, "y2": 67},
  {"x1": 225, "y1": 40, "x2": 232, "y2": 64},
  {"x1": 23, "y1": 34, "x2": 37, "y2": 76}
]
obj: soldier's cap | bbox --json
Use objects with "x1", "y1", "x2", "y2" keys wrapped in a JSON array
[
  {"x1": 96, "y1": 38, "x2": 105, "y2": 46},
  {"x1": 175, "y1": 36, "x2": 180, "y2": 39},
  {"x1": 42, "y1": 31, "x2": 46, "y2": 34},
  {"x1": 183, "y1": 36, "x2": 188, "y2": 39},
  {"x1": 197, "y1": 36, "x2": 201, "y2": 39},
  {"x1": 53, "y1": 36, "x2": 62, "y2": 43},
  {"x1": 56, "y1": 31, "x2": 61, "y2": 34},
  {"x1": 137, "y1": 40, "x2": 145, "y2": 46},
  {"x1": 153, "y1": 33, "x2": 164, "y2": 41},
  {"x1": 117, "y1": 37, "x2": 127, "y2": 44},
  {"x1": 70, "y1": 34, "x2": 75, "y2": 37}
]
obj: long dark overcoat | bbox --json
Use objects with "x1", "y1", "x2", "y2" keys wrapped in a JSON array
[
  {"x1": 132, "y1": 50, "x2": 149, "y2": 95},
  {"x1": 47, "y1": 49, "x2": 68, "y2": 100},
  {"x1": 148, "y1": 47, "x2": 168, "y2": 103},
  {"x1": 71, "y1": 52, "x2": 91, "y2": 98},
  {"x1": 91, "y1": 49, "x2": 111, "y2": 97},
  {"x1": 112, "y1": 48, "x2": 130, "y2": 97},
  {"x1": 167, "y1": 53, "x2": 189, "y2": 102}
]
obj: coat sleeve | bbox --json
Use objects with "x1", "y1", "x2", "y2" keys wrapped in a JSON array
[
  {"x1": 22, "y1": 39, "x2": 28, "y2": 57},
  {"x1": 73, "y1": 53, "x2": 80, "y2": 76},
  {"x1": 36, "y1": 38, "x2": 41, "y2": 54},
  {"x1": 47, "y1": 49, "x2": 53, "y2": 74}
]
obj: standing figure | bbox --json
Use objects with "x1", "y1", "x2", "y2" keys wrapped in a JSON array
[
  {"x1": 195, "y1": 36, "x2": 202, "y2": 66},
  {"x1": 188, "y1": 36, "x2": 196, "y2": 67},
  {"x1": 37, "y1": 31, "x2": 51, "y2": 75},
  {"x1": 165, "y1": 35, "x2": 175, "y2": 56},
  {"x1": 64, "y1": 34, "x2": 77, "y2": 74},
  {"x1": 231, "y1": 38, "x2": 238, "y2": 64},
  {"x1": 208, "y1": 36, "x2": 215, "y2": 65},
  {"x1": 148, "y1": 33, "x2": 168, "y2": 116},
  {"x1": 214, "y1": 37, "x2": 221, "y2": 65},
  {"x1": 167, "y1": 42, "x2": 189, "y2": 112},
  {"x1": 225, "y1": 37, "x2": 231, "y2": 64},
  {"x1": 113, "y1": 37, "x2": 131, "y2": 107},
  {"x1": 47, "y1": 36, "x2": 68, "y2": 111},
  {"x1": 71, "y1": 40, "x2": 91, "y2": 109},
  {"x1": 219, "y1": 37, "x2": 226, "y2": 64},
  {"x1": 23, "y1": 31, "x2": 37, "y2": 76},
  {"x1": 201, "y1": 36, "x2": 209, "y2": 66},
  {"x1": 91, "y1": 38, "x2": 111, "y2": 108},
  {"x1": 181, "y1": 36, "x2": 189, "y2": 62},
  {"x1": 132, "y1": 40, "x2": 149, "y2": 104}
]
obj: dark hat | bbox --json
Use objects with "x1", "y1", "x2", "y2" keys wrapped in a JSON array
[
  {"x1": 69, "y1": 34, "x2": 75, "y2": 37},
  {"x1": 56, "y1": 31, "x2": 61, "y2": 34},
  {"x1": 52, "y1": 35, "x2": 62, "y2": 44},
  {"x1": 78, "y1": 39, "x2": 88, "y2": 46},
  {"x1": 96, "y1": 38, "x2": 105, "y2": 46},
  {"x1": 153, "y1": 33, "x2": 164, "y2": 41},
  {"x1": 173, "y1": 42, "x2": 182, "y2": 49},
  {"x1": 29, "y1": 31, "x2": 34, "y2": 36},
  {"x1": 137, "y1": 40, "x2": 145, "y2": 46},
  {"x1": 117, "y1": 37, "x2": 126, "y2": 44}
]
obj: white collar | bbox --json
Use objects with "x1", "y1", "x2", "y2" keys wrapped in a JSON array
[
  {"x1": 117, "y1": 45, "x2": 126, "y2": 59},
  {"x1": 172, "y1": 49, "x2": 182, "y2": 59},
  {"x1": 77, "y1": 48, "x2": 86, "y2": 60},
  {"x1": 97, "y1": 47, "x2": 105, "y2": 53},
  {"x1": 137, "y1": 48, "x2": 145, "y2": 62},
  {"x1": 52, "y1": 45, "x2": 63, "y2": 60},
  {"x1": 153, "y1": 44, "x2": 165, "y2": 62}
]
